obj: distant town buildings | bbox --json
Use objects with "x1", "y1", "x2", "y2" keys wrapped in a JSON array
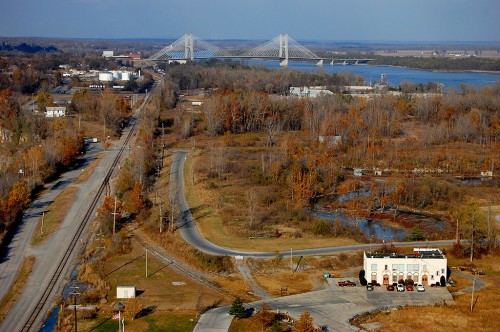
[
  {"x1": 289, "y1": 86, "x2": 333, "y2": 98},
  {"x1": 45, "y1": 107, "x2": 66, "y2": 118}
]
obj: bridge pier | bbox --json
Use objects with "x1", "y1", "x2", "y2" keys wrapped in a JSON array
[
  {"x1": 316, "y1": 59, "x2": 323, "y2": 67},
  {"x1": 279, "y1": 34, "x2": 289, "y2": 67},
  {"x1": 184, "y1": 33, "x2": 194, "y2": 61}
]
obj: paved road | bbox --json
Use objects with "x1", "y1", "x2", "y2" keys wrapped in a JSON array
[
  {"x1": 170, "y1": 150, "x2": 459, "y2": 259},
  {"x1": 0, "y1": 127, "x2": 133, "y2": 331},
  {"x1": 0, "y1": 142, "x2": 101, "y2": 304}
]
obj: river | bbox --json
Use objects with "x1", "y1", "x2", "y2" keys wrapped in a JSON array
[{"x1": 245, "y1": 59, "x2": 500, "y2": 89}]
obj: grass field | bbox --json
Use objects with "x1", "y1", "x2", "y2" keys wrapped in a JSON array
[{"x1": 76, "y1": 236, "x2": 227, "y2": 332}]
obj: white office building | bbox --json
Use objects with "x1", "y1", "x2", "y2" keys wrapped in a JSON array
[{"x1": 363, "y1": 248, "x2": 447, "y2": 285}]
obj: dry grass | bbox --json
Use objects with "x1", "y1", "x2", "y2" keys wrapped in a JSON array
[
  {"x1": 103, "y1": 238, "x2": 229, "y2": 311},
  {"x1": 184, "y1": 151, "x2": 359, "y2": 252},
  {"x1": 210, "y1": 274, "x2": 258, "y2": 302},
  {"x1": 31, "y1": 186, "x2": 79, "y2": 246},
  {"x1": 254, "y1": 271, "x2": 313, "y2": 296},
  {"x1": 0, "y1": 256, "x2": 35, "y2": 324}
]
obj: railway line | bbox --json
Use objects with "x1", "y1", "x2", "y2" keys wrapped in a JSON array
[{"x1": 18, "y1": 93, "x2": 149, "y2": 331}]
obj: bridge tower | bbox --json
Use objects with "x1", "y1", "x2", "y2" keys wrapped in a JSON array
[
  {"x1": 184, "y1": 33, "x2": 194, "y2": 61},
  {"x1": 279, "y1": 34, "x2": 289, "y2": 67}
]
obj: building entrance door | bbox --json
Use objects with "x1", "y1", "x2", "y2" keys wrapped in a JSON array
[
  {"x1": 422, "y1": 275, "x2": 428, "y2": 285},
  {"x1": 383, "y1": 274, "x2": 389, "y2": 285}
]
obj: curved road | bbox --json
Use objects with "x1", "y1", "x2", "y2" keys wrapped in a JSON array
[{"x1": 170, "y1": 150, "x2": 458, "y2": 258}]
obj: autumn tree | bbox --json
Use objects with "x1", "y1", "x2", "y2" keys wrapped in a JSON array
[
  {"x1": 125, "y1": 297, "x2": 143, "y2": 321},
  {"x1": 454, "y1": 199, "x2": 489, "y2": 262},
  {"x1": 292, "y1": 311, "x2": 321, "y2": 332},
  {"x1": 123, "y1": 182, "x2": 146, "y2": 216}
]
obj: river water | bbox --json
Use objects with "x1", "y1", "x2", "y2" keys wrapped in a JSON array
[{"x1": 245, "y1": 59, "x2": 500, "y2": 89}]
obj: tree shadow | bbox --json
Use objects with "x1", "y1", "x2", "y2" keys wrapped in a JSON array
[
  {"x1": 89, "y1": 316, "x2": 111, "y2": 331},
  {"x1": 106, "y1": 255, "x2": 143, "y2": 276},
  {"x1": 148, "y1": 264, "x2": 170, "y2": 278},
  {"x1": 137, "y1": 305, "x2": 157, "y2": 319}
]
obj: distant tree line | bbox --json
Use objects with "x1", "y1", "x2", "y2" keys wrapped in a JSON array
[
  {"x1": 0, "y1": 42, "x2": 58, "y2": 53},
  {"x1": 371, "y1": 55, "x2": 500, "y2": 72}
]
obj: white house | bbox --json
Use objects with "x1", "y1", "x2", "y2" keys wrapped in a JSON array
[
  {"x1": 289, "y1": 86, "x2": 333, "y2": 98},
  {"x1": 116, "y1": 286, "x2": 136, "y2": 299},
  {"x1": 45, "y1": 107, "x2": 66, "y2": 118},
  {"x1": 363, "y1": 248, "x2": 447, "y2": 285}
]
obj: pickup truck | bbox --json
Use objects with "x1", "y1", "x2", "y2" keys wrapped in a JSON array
[{"x1": 338, "y1": 280, "x2": 356, "y2": 287}]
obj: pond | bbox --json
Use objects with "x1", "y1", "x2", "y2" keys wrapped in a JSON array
[{"x1": 313, "y1": 210, "x2": 409, "y2": 242}]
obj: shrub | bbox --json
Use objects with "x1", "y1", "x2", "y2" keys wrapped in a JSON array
[
  {"x1": 312, "y1": 219, "x2": 332, "y2": 236},
  {"x1": 358, "y1": 270, "x2": 367, "y2": 286}
]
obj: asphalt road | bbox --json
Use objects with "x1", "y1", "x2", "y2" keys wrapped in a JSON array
[
  {"x1": 0, "y1": 129, "x2": 132, "y2": 331},
  {"x1": 170, "y1": 150, "x2": 458, "y2": 259},
  {"x1": 0, "y1": 142, "x2": 101, "y2": 304}
]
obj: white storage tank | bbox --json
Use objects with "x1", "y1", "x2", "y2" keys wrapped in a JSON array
[
  {"x1": 121, "y1": 71, "x2": 131, "y2": 81},
  {"x1": 111, "y1": 71, "x2": 121, "y2": 80},
  {"x1": 99, "y1": 72, "x2": 114, "y2": 82}
]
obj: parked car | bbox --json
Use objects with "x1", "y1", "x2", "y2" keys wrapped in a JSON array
[
  {"x1": 406, "y1": 285, "x2": 414, "y2": 291},
  {"x1": 338, "y1": 280, "x2": 356, "y2": 287},
  {"x1": 396, "y1": 284, "x2": 405, "y2": 292},
  {"x1": 386, "y1": 284, "x2": 395, "y2": 291},
  {"x1": 366, "y1": 283, "x2": 374, "y2": 291},
  {"x1": 416, "y1": 284, "x2": 425, "y2": 292}
]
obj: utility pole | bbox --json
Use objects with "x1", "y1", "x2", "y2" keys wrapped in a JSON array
[
  {"x1": 145, "y1": 248, "x2": 148, "y2": 278},
  {"x1": 70, "y1": 286, "x2": 80, "y2": 332},
  {"x1": 112, "y1": 197, "x2": 118, "y2": 235},
  {"x1": 159, "y1": 199, "x2": 163, "y2": 233},
  {"x1": 290, "y1": 247, "x2": 293, "y2": 273},
  {"x1": 40, "y1": 211, "x2": 45, "y2": 236}
]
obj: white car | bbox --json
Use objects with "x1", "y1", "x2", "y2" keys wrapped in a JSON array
[
  {"x1": 416, "y1": 284, "x2": 425, "y2": 292},
  {"x1": 396, "y1": 284, "x2": 405, "y2": 292}
]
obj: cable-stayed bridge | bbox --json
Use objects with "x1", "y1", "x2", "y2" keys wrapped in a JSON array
[{"x1": 148, "y1": 34, "x2": 373, "y2": 67}]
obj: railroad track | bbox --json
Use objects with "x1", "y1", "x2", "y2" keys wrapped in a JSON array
[{"x1": 19, "y1": 109, "x2": 141, "y2": 332}]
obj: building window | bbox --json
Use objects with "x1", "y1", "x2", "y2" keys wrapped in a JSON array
[
  {"x1": 384, "y1": 265, "x2": 388, "y2": 271},
  {"x1": 399, "y1": 264, "x2": 405, "y2": 271},
  {"x1": 423, "y1": 265, "x2": 427, "y2": 272},
  {"x1": 392, "y1": 264, "x2": 398, "y2": 271},
  {"x1": 431, "y1": 275, "x2": 434, "y2": 280},
  {"x1": 392, "y1": 273, "x2": 398, "y2": 282},
  {"x1": 442, "y1": 268, "x2": 445, "y2": 274},
  {"x1": 371, "y1": 264, "x2": 377, "y2": 272}
]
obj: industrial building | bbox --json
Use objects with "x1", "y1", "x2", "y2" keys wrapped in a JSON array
[{"x1": 363, "y1": 248, "x2": 448, "y2": 285}]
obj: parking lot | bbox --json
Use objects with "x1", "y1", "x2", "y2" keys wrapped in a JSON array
[{"x1": 248, "y1": 278, "x2": 455, "y2": 331}]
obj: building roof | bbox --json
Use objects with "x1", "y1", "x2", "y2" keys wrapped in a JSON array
[{"x1": 365, "y1": 248, "x2": 446, "y2": 259}]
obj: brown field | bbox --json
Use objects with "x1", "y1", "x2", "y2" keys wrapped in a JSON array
[
  {"x1": 76, "y1": 236, "x2": 230, "y2": 332},
  {"x1": 183, "y1": 148, "x2": 360, "y2": 252}
]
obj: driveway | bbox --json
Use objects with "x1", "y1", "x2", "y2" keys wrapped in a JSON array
[{"x1": 196, "y1": 279, "x2": 455, "y2": 332}]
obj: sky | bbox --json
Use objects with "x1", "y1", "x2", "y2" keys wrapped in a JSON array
[{"x1": 0, "y1": 0, "x2": 499, "y2": 42}]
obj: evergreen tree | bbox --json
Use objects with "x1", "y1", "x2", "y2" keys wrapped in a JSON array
[{"x1": 228, "y1": 298, "x2": 246, "y2": 318}]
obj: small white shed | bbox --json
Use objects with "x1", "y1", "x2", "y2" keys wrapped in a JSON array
[{"x1": 116, "y1": 286, "x2": 136, "y2": 299}]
